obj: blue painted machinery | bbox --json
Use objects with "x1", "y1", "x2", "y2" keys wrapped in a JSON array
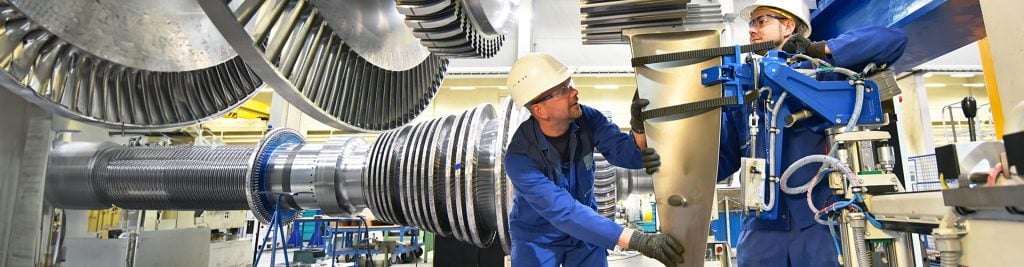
[{"x1": 701, "y1": 47, "x2": 885, "y2": 220}]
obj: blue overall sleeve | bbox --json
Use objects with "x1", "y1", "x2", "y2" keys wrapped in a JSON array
[
  {"x1": 826, "y1": 26, "x2": 908, "y2": 71},
  {"x1": 584, "y1": 106, "x2": 644, "y2": 169},
  {"x1": 505, "y1": 153, "x2": 625, "y2": 249},
  {"x1": 717, "y1": 108, "x2": 748, "y2": 182}
]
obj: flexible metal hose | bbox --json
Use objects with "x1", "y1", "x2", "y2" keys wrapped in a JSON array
[{"x1": 849, "y1": 213, "x2": 871, "y2": 267}]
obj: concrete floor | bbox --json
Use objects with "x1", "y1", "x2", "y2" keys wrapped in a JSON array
[
  {"x1": 256, "y1": 248, "x2": 732, "y2": 266},
  {"x1": 255, "y1": 247, "x2": 431, "y2": 267}
]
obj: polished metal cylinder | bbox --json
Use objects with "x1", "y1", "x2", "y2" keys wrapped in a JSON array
[
  {"x1": 264, "y1": 136, "x2": 369, "y2": 217},
  {"x1": 615, "y1": 167, "x2": 654, "y2": 201},
  {"x1": 46, "y1": 142, "x2": 120, "y2": 209},
  {"x1": 876, "y1": 143, "x2": 896, "y2": 172},
  {"x1": 267, "y1": 143, "x2": 321, "y2": 210},
  {"x1": 100, "y1": 146, "x2": 255, "y2": 210},
  {"x1": 47, "y1": 143, "x2": 256, "y2": 210},
  {"x1": 44, "y1": 99, "x2": 643, "y2": 256}
]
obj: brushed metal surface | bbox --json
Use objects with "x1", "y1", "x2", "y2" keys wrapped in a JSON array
[
  {"x1": 44, "y1": 142, "x2": 118, "y2": 210},
  {"x1": 337, "y1": 136, "x2": 370, "y2": 215},
  {"x1": 463, "y1": 0, "x2": 519, "y2": 36},
  {"x1": 0, "y1": 2, "x2": 261, "y2": 130},
  {"x1": 310, "y1": 0, "x2": 429, "y2": 71},
  {"x1": 10, "y1": 0, "x2": 235, "y2": 72},
  {"x1": 199, "y1": 0, "x2": 446, "y2": 132},
  {"x1": 629, "y1": 30, "x2": 722, "y2": 267}
]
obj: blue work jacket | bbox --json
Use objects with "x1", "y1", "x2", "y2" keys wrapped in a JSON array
[
  {"x1": 505, "y1": 104, "x2": 643, "y2": 251},
  {"x1": 718, "y1": 26, "x2": 909, "y2": 231}
]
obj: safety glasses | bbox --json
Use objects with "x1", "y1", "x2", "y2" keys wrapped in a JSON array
[
  {"x1": 529, "y1": 79, "x2": 575, "y2": 106},
  {"x1": 748, "y1": 14, "x2": 788, "y2": 29}
]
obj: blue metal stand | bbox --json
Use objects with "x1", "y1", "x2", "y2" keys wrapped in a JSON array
[
  {"x1": 253, "y1": 194, "x2": 291, "y2": 267},
  {"x1": 320, "y1": 217, "x2": 423, "y2": 266}
]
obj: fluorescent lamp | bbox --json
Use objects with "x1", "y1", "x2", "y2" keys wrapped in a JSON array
[
  {"x1": 963, "y1": 83, "x2": 985, "y2": 87},
  {"x1": 922, "y1": 73, "x2": 934, "y2": 77},
  {"x1": 498, "y1": 86, "x2": 508, "y2": 90},
  {"x1": 594, "y1": 84, "x2": 620, "y2": 90},
  {"x1": 924, "y1": 83, "x2": 946, "y2": 87},
  {"x1": 449, "y1": 86, "x2": 476, "y2": 90},
  {"x1": 950, "y1": 73, "x2": 976, "y2": 78}
]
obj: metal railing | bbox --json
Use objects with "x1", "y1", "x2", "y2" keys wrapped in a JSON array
[{"x1": 937, "y1": 102, "x2": 995, "y2": 145}]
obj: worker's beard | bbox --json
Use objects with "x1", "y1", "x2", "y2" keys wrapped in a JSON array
[{"x1": 752, "y1": 24, "x2": 789, "y2": 55}]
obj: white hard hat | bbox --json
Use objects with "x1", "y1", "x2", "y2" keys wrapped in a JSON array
[
  {"x1": 739, "y1": 0, "x2": 812, "y2": 38},
  {"x1": 507, "y1": 53, "x2": 575, "y2": 107}
]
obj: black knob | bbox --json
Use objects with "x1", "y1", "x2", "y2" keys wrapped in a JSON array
[{"x1": 961, "y1": 96, "x2": 978, "y2": 119}]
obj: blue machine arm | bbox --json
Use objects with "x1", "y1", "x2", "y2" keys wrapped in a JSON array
[{"x1": 701, "y1": 47, "x2": 884, "y2": 219}]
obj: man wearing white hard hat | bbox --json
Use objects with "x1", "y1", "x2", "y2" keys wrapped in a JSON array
[
  {"x1": 716, "y1": 1, "x2": 909, "y2": 266},
  {"x1": 503, "y1": 53, "x2": 683, "y2": 266}
]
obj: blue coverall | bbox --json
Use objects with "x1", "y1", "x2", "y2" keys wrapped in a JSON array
[
  {"x1": 717, "y1": 26, "x2": 908, "y2": 267},
  {"x1": 505, "y1": 104, "x2": 644, "y2": 267}
]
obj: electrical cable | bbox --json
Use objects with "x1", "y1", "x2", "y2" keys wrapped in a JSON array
[
  {"x1": 763, "y1": 92, "x2": 789, "y2": 211},
  {"x1": 782, "y1": 155, "x2": 859, "y2": 198},
  {"x1": 819, "y1": 66, "x2": 859, "y2": 78},
  {"x1": 827, "y1": 216, "x2": 843, "y2": 257},
  {"x1": 987, "y1": 163, "x2": 1002, "y2": 186},
  {"x1": 865, "y1": 212, "x2": 883, "y2": 229},
  {"x1": 792, "y1": 54, "x2": 833, "y2": 68},
  {"x1": 806, "y1": 169, "x2": 828, "y2": 214},
  {"x1": 781, "y1": 80, "x2": 865, "y2": 195}
]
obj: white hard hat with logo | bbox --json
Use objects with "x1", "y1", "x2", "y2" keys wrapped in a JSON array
[
  {"x1": 739, "y1": 0, "x2": 812, "y2": 38},
  {"x1": 507, "y1": 53, "x2": 575, "y2": 107}
]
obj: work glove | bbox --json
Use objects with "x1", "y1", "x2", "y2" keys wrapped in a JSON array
[
  {"x1": 780, "y1": 35, "x2": 828, "y2": 59},
  {"x1": 630, "y1": 97, "x2": 650, "y2": 134},
  {"x1": 628, "y1": 231, "x2": 685, "y2": 266},
  {"x1": 641, "y1": 147, "x2": 661, "y2": 175}
]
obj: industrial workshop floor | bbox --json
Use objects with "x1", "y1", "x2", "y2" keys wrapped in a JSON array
[{"x1": 256, "y1": 248, "x2": 732, "y2": 266}]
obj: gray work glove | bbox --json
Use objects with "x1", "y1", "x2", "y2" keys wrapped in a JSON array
[
  {"x1": 641, "y1": 147, "x2": 660, "y2": 175},
  {"x1": 780, "y1": 34, "x2": 828, "y2": 59},
  {"x1": 630, "y1": 98, "x2": 650, "y2": 134},
  {"x1": 628, "y1": 231, "x2": 685, "y2": 266}
]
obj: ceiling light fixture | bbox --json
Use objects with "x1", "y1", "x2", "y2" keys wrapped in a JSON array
[
  {"x1": 924, "y1": 83, "x2": 946, "y2": 87},
  {"x1": 963, "y1": 83, "x2": 985, "y2": 87},
  {"x1": 950, "y1": 73, "x2": 976, "y2": 78},
  {"x1": 449, "y1": 86, "x2": 477, "y2": 90}
]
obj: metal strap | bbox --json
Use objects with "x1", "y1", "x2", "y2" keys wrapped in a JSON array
[{"x1": 631, "y1": 41, "x2": 776, "y2": 67}]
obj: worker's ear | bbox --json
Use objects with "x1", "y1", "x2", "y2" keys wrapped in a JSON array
[
  {"x1": 782, "y1": 19, "x2": 797, "y2": 38},
  {"x1": 529, "y1": 104, "x2": 548, "y2": 120}
]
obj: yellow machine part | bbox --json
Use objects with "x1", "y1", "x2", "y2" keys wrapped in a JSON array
[
  {"x1": 227, "y1": 99, "x2": 270, "y2": 119},
  {"x1": 87, "y1": 208, "x2": 122, "y2": 238}
]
